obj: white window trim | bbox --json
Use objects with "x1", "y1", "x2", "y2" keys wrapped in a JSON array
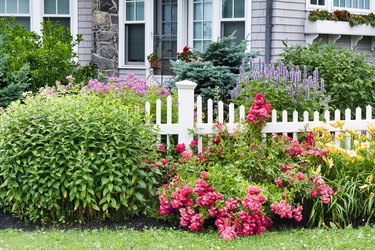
[
  {"x1": 119, "y1": 0, "x2": 151, "y2": 68},
  {"x1": 307, "y1": 0, "x2": 374, "y2": 14}
]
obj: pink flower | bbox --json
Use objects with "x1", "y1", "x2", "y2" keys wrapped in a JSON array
[
  {"x1": 247, "y1": 186, "x2": 262, "y2": 195},
  {"x1": 158, "y1": 143, "x2": 165, "y2": 152},
  {"x1": 190, "y1": 139, "x2": 198, "y2": 147},
  {"x1": 254, "y1": 93, "x2": 266, "y2": 105},
  {"x1": 297, "y1": 172, "x2": 305, "y2": 181},
  {"x1": 310, "y1": 189, "x2": 319, "y2": 198},
  {"x1": 161, "y1": 158, "x2": 168, "y2": 165},
  {"x1": 200, "y1": 171, "x2": 209, "y2": 180},
  {"x1": 275, "y1": 177, "x2": 283, "y2": 188},
  {"x1": 175, "y1": 143, "x2": 186, "y2": 154}
]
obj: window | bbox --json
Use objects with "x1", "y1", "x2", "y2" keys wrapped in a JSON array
[
  {"x1": 222, "y1": 0, "x2": 245, "y2": 45},
  {"x1": 44, "y1": 0, "x2": 70, "y2": 28},
  {"x1": 125, "y1": 0, "x2": 145, "y2": 63},
  {"x1": 193, "y1": 0, "x2": 212, "y2": 52},
  {"x1": 153, "y1": 0, "x2": 177, "y2": 74},
  {"x1": 0, "y1": 0, "x2": 30, "y2": 30},
  {"x1": 310, "y1": 0, "x2": 325, "y2": 5},
  {"x1": 333, "y1": 0, "x2": 370, "y2": 10}
]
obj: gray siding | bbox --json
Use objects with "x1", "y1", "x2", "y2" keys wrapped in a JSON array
[
  {"x1": 271, "y1": 0, "x2": 306, "y2": 61},
  {"x1": 251, "y1": 0, "x2": 267, "y2": 57},
  {"x1": 78, "y1": 0, "x2": 93, "y2": 66}
]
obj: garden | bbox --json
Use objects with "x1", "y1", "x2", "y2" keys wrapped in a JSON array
[{"x1": 0, "y1": 19, "x2": 375, "y2": 248}]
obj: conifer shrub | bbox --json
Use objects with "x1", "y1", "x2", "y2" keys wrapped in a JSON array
[{"x1": 0, "y1": 92, "x2": 160, "y2": 223}]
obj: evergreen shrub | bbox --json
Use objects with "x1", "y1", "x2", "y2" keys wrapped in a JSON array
[{"x1": 0, "y1": 92, "x2": 160, "y2": 222}]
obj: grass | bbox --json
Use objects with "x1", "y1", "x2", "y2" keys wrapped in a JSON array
[{"x1": 0, "y1": 226, "x2": 375, "y2": 250}]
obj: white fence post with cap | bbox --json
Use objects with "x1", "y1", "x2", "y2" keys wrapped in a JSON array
[{"x1": 175, "y1": 80, "x2": 197, "y2": 147}]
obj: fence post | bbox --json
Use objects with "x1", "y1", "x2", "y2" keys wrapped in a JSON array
[{"x1": 175, "y1": 80, "x2": 197, "y2": 147}]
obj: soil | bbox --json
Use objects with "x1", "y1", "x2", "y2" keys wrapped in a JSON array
[{"x1": 0, "y1": 208, "x2": 176, "y2": 231}]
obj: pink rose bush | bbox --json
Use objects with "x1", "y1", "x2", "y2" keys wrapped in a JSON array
[{"x1": 156, "y1": 93, "x2": 336, "y2": 240}]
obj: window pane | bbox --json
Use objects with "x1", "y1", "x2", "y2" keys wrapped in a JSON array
[
  {"x1": 203, "y1": 21, "x2": 211, "y2": 39},
  {"x1": 194, "y1": 3, "x2": 202, "y2": 20},
  {"x1": 193, "y1": 41, "x2": 202, "y2": 51},
  {"x1": 136, "y1": 1, "x2": 144, "y2": 20},
  {"x1": 333, "y1": 0, "x2": 338, "y2": 5},
  {"x1": 126, "y1": 24, "x2": 145, "y2": 62},
  {"x1": 203, "y1": 2, "x2": 211, "y2": 21},
  {"x1": 222, "y1": 0, "x2": 232, "y2": 18},
  {"x1": 6, "y1": 0, "x2": 17, "y2": 13},
  {"x1": 0, "y1": 0, "x2": 5, "y2": 13},
  {"x1": 163, "y1": 22, "x2": 170, "y2": 35},
  {"x1": 222, "y1": 21, "x2": 244, "y2": 44},
  {"x1": 310, "y1": 0, "x2": 317, "y2": 4},
  {"x1": 365, "y1": 0, "x2": 369, "y2": 9},
  {"x1": 15, "y1": 17, "x2": 30, "y2": 30},
  {"x1": 126, "y1": 2, "x2": 134, "y2": 21},
  {"x1": 194, "y1": 22, "x2": 202, "y2": 39},
  {"x1": 19, "y1": 0, "x2": 29, "y2": 14},
  {"x1": 163, "y1": 4, "x2": 171, "y2": 21},
  {"x1": 234, "y1": 0, "x2": 244, "y2": 18},
  {"x1": 45, "y1": 0, "x2": 56, "y2": 14},
  {"x1": 57, "y1": 0, "x2": 69, "y2": 14},
  {"x1": 171, "y1": 22, "x2": 177, "y2": 35},
  {"x1": 345, "y1": 0, "x2": 351, "y2": 8},
  {"x1": 44, "y1": 17, "x2": 70, "y2": 29},
  {"x1": 171, "y1": 4, "x2": 177, "y2": 21},
  {"x1": 318, "y1": 0, "x2": 324, "y2": 4}
]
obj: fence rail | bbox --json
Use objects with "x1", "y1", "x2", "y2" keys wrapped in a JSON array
[{"x1": 145, "y1": 80, "x2": 375, "y2": 151}]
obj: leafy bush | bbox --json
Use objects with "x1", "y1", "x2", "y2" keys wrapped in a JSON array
[
  {"x1": 0, "y1": 18, "x2": 97, "y2": 97},
  {"x1": 232, "y1": 60, "x2": 330, "y2": 119},
  {"x1": 280, "y1": 41, "x2": 375, "y2": 112},
  {"x1": 0, "y1": 91, "x2": 161, "y2": 222}
]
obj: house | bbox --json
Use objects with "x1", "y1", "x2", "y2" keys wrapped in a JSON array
[{"x1": 1, "y1": 0, "x2": 375, "y2": 78}]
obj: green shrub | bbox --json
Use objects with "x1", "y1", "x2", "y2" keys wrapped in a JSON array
[
  {"x1": 0, "y1": 37, "x2": 30, "y2": 107},
  {"x1": 280, "y1": 41, "x2": 375, "y2": 112},
  {"x1": 0, "y1": 93, "x2": 160, "y2": 222},
  {"x1": 0, "y1": 18, "x2": 97, "y2": 96},
  {"x1": 171, "y1": 35, "x2": 255, "y2": 102}
]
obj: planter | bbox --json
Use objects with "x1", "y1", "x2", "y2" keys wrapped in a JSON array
[
  {"x1": 305, "y1": 20, "x2": 375, "y2": 48},
  {"x1": 149, "y1": 59, "x2": 158, "y2": 70}
]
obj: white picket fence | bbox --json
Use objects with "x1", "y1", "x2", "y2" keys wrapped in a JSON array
[{"x1": 145, "y1": 80, "x2": 375, "y2": 151}]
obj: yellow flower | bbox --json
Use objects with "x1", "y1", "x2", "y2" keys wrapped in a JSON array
[
  {"x1": 368, "y1": 122, "x2": 375, "y2": 135},
  {"x1": 310, "y1": 125, "x2": 328, "y2": 133},
  {"x1": 345, "y1": 128, "x2": 359, "y2": 140},
  {"x1": 335, "y1": 132, "x2": 345, "y2": 142},
  {"x1": 331, "y1": 120, "x2": 345, "y2": 129}
]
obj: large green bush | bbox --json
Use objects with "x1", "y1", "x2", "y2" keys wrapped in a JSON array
[
  {"x1": 280, "y1": 41, "x2": 375, "y2": 112},
  {"x1": 0, "y1": 18, "x2": 97, "y2": 99},
  {"x1": 0, "y1": 93, "x2": 160, "y2": 222}
]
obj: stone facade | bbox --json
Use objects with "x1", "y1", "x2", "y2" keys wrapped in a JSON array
[{"x1": 92, "y1": 0, "x2": 119, "y2": 76}]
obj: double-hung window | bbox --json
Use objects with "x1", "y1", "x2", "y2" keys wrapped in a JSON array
[
  {"x1": 44, "y1": 0, "x2": 71, "y2": 29},
  {"x1": 310, "y1": 0, "x2": 325, "y2": 6},
  {"x1": 193, "y1": 0, "x2": 212, "y2": 52},
  {"x1": 0, "y1": 0, "x2": 30, "y2": 30},
  {"x1": 125, "y1": 0, "x2": 145, "y2": 64},
  {"x1": 221, "y1": 0, "x2": 245, "y2": 45},
  {"x1": 333, "y1": 0, "x2": 370, "y2": 10}
]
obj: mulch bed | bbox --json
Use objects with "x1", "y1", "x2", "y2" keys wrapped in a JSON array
[{"x1": 0, "y1": 208, "x2": 176, "y2": 231}]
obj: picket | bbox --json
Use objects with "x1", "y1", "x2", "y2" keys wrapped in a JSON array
[{"x1": 147, "y1": 80, "x2": 375, "y2": 151}]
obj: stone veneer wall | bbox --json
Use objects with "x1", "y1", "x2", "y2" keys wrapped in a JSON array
[{"x1": 92, "y1": 0, "x2": 119, "y2": 76}]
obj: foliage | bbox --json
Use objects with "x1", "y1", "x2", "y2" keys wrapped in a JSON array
[
  {"x1": 307, "y1": 122, "x2": 375, "y2": 227},
  {"x1": 147, "y1": 52, "x2": 159, "y2": 61},
  {"x1": 0, "y1": 87, "x2": 164, "y2": 223},
  {"x1": 156, "y1": 94, "x2": 334, "y2": 240},
  {"x1": 308, "y1": 9, "x2": 375, "y2": 26},
  {"x1": 280, "y1": 41, "x2": 375, "y2": 112},
  {"x1": 0, "y1": 18, "x2": 97, "y2": 97},
  {"x1": 0, "y1": 37, "x2": 30, "y2": 107},
  {"x1": 171, "y1": 35, "x2": 254, "y2": 102},
  {"x1": 171, "y1": 61, "x2": 237, "y2": 102},
  {"x1": 232, "y1": 60, "x2": 330, "y2": 119}
]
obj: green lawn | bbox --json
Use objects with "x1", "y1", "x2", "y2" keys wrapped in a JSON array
[{"x1": 1, "y1": 226, "x2": 375, "y2": 250}]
